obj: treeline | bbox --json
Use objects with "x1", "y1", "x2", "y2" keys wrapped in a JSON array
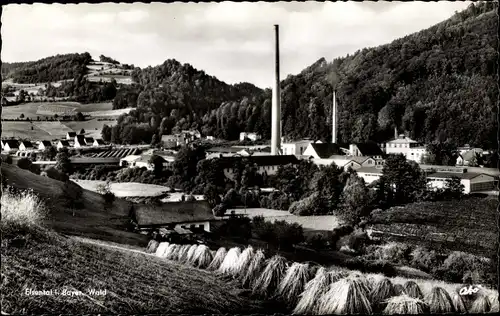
[
  {"x1": 6, "y1": 53, "x2": 93, "y2": 84},
  {"x1": 99, "y1": 54, "x2": 120, "y2": 65},
  {"x1": 108, "y1": 2, "x2": 496, "y2": 150},
  {"x1": 45, "y1": 75, "x2": 117, "y2": 104}
]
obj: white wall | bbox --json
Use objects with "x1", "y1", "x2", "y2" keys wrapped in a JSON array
[
  {"x1": 357, "y1": 172, "x2": 382, "y2": 184},
  {"x1": 178, "y1": 221, "x2": 211, "y2": 232}
]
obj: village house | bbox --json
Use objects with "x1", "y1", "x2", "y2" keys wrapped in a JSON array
[
  {"x1": 282, "y1": 139, "x2": 319, "y2": 156},
  {"x1": 38, "y1": 140, "x2": 53, "y2": 150},
  {"x1": 74, "y1": 135, "x2": 87, "y2": 148},
  {"x1": 456, "y1": 148, "x2": 483, "y2": 166},
  {"x1": 84, "y1": 137, "x2": 95, "y2": 145},
  {"x1": 407, "y1": 146, "x2": 428, "y2": 163},
  {"x1": 161, "y1": 134, "x2": 187, "y2": 149},
  {"x1": 385, "y1": 133, "x2": 424, "y2": 157},
  {"x1": 302, "y1": 143, "x2": 348, "y2": 159},
  {"x1": 57, "y1": 140, "x2": 71, "y2": 150},
  {"x1": 120, "y1": 153, "x2": 173, "y2": 170},
  {"x1": 19, "y1": 141, "x2": 34, "y2": 151},
  {"x1": 239, "y1": 132, "x2": 261, "y2": 142},
  {"x1": 119, "y1": 155, "x2": 142, "y2": 167},
  {"x1": 348, "y1": 142, "x2": 384, "y2": 159},
  {"x1": 93, "y1": 139, "x2": 106, "y2": 147},
  {"x1": 66, "y1": 132, "x2": 77, "y2": 140},
  {"x1": 217, "y1": 155, "x2": 300, "y2": 180},
  {"x1": 426, "y1": 171, "x2": 496, "y2": 194},
  {"x1": 356, "y1": 166, "x2": 384, "y2": 184},
  {"x1": 2, "y1": 139, "x2": 20, "y2": 152},
  {"x1": 130, "y1": 200, "x2": 216, "y2": 233}
]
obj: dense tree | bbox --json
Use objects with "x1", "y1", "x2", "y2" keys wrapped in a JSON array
[
  {"x1": 381, "y1": 154, "x2": 428, "y2": 205},
  {"x1": 168, "y1": 145, "x2": 206, "y2": 191},
  {"x1": 149, "y1": 155, "x2": 164, "y2": 178},
  {"x1": 339, "y1": 174, "x2": 371, "y2": 224},
  {"x1": 424, "y1": 142, "x2": 459, "y2": 165},
  {"x1": 55, "y1": 147, "x2": 72, "y2": 176}
]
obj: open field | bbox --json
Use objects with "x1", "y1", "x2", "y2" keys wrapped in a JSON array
[
  {"x1": 2, "y1": 102, "x2": 114, "y2": 119},
  {"x1": 33, "y1": 121, "x2": 74, "y2": 136},
  {"x1": 1, "y1": 121, "x2": 57, "y2": 140},
  {"x1": 228, "y1": 208, "x2": 342, "y2": 231},
  {"x1": 82, "y1": 107, "x2": 133, "y2": 117},
  {"x1": 368, "y1": 198, "x2": 498, "y2": 257},
  {"x1": 72, "y1": 180, "x2": 171, "y2": 197},
  {"x1": 65, "y1": 118, "x2": 117, "y2": 139}
]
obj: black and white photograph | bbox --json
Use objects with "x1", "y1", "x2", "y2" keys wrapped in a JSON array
[{"x1": 0, "y1": 0, "x2": 498, "y2": 314}]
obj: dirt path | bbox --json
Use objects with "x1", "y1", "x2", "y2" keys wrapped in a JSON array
[{"x1": 71, "y1": 236, "x2": 154, "y2": 256}]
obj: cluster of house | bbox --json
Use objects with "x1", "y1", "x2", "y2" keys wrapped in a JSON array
[
  {"x1": 160, "y1": 130, "x2": 202, "y2": 149},
  {"x1": 1, "y1": 131, "x2": 107, "y2": 158}
]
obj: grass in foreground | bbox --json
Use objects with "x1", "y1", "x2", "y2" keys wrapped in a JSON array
[{"x1": 0, "y1": 190, "x2": 264, "y2": 314}]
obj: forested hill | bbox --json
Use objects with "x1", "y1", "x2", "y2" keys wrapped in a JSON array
[
  {"x1": 108, "y1": 1, "x2": 497, "y2": 148},
  {"x1": 2, "y1": 53, "x2": 93, "y2": 84}
]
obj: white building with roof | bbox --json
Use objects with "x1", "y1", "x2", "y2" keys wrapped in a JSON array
[
  {"x1": 385, "y1": 134, "x2": 427, "y2": 162},
  {"x1": 282, "y1": 139, "x2": 316, "y2": 156},
  {"x1": 239, "y1": 132, "x2": 261, "y2": 142}
]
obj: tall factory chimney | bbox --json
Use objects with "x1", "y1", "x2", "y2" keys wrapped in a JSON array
[
  {"x1": 271, "y1": 24, "x2": 281, "y2": 156},
  {"x1": 332, "y1": 90, "x2": 337, "y2": 144}
]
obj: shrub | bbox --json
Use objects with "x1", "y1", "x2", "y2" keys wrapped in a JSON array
[
  {"x1": 1, "y1": 187, "x2": 45, "y2": 228},
  {"x1": 252, "y1": 216, "x2": 304, "y2": 250},
  {"x1": 337, "y1": 228, "x2": 369, "y2": 254},
  {"x1": 305, "y1": 233, "x2": 328, "y2": 250},
  {"x1": 43, "y1": 166, "x2": 69, "y2": 182},
  {"x1": 330, "y1": 225, "x2": 354, "y2": 250},
  {"x1": 410, "y1": 246, "x2": 440, "y2": 273},
  {"x1": 17, "y1": 158, "x2": 33, "y2": 170},
  {"x1": 186, "y1": 194, "x2": 196, "y2": 202},
  {"x1": 437, "y1": 251, "x2": 494, "y2": 284},
  {"x1": 289, "y1": 192, "x2": 321, "y2": 216},
  {"x1": 369, "y1": 242, "x2": 413, "y2": 265}
]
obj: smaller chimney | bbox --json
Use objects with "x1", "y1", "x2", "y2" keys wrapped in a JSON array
[{"x1": 394, "y1": 126, "x2": 398, "y2": 140}]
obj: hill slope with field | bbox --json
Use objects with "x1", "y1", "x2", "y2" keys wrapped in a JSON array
[{"x1": 1, "y1": 163, "x2": 147, "y2": 246}]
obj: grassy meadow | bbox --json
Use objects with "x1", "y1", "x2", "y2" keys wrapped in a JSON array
[{"x1": 72, "y1": 180, "x2": 171, "y2": 198}]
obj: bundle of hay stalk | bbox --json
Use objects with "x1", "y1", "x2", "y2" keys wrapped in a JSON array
[
  {"x1": 176, "y1": 244, "x2": 191, "y2": 262},
  {"x1": 394, "y1": 283, "x2": 405, "y2": 296},
  {"x1": 242, "y1": 249, "x2": 266, "y2": 288},
  {"x1": 293, "y1": 267, "x2": 332, "y2": 315},
  {"x1": 425, "y1": 287, "x2": 455, "y2": 314},
  {"x1": 403, "y1": 281, "x2": 423, "y2": 299},
  {"x1": 370, "y1": 278, "x2": 397, "y2": 312},
  {"x1": 488, "y1": 291, "x2": 499, "y2": 313},
  {"x1": 146, "y1": 240, "x2": 160, "y2": 253},
  {"x1": 155, "y1": 242, "x2": 170, "y2": 257},
  {"x1": 190, "y1": 245, "x2": 213, "y2": 269},
  {"x1": 451, "y1": 290, "x2": 467, "y2": 313},
  {"x1": 470, "y1": 295, "x2": 492, "y2": 313},
  {"x1": 383, "y1": 294, "x2": 429, "y2": 314},
  {"x1": 252, "y1": 255, "x2": 288, "y2": 298},
  {"x1": 207, "y1": 247, "x2": 227, "y2": 271},
  {"x1": 185, "y1": 244, "x2": 199, "y2": 263},
  {"x1": 218, "y1": 247, "x2": 242, "y2": 276},
  {"x1": 276, "y1": 262, "x2": 312, "y2": 307},
  {"x1": 233, "y1": 246, "x2": 254, "y2": 279},
  {"x1": 164, "y1": 244, "x2": 180, "y2": 260},
  {"x1": 316, "y1": 275, "x2": 373, "y2": 315}
]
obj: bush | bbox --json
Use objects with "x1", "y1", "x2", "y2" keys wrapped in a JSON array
[
  {"x1": 186, "y1": 194, "x2": 196, "y2": 202},
  {"x1": 289, "y1": 192, "x2": 322, "y2": 216},
  {"x1": 337, "y1": 228, "x2": 369, "y2": 254},
  {"x1": 1, "y1": 187, "x2": 45, "y2": 228},
  {"x1": 252, "y1": 216, "x2": 304, "y2": 250},
  {"x1": 410, "y1": 246, "x2": 441, "y2": 273},
  {"x1": 330, "y1": 225, "x2": 354, "y2": 250},
  {"x1": 305, "y1": 233, "x2": 328, "y2": 250},
  {"x1": 368, "y1": 242, "x2": 414, "y2": 265},
  {"x1": 437, "y1": 251, "x2": 494, "y2": 285},
  {"x1": 17, "y1": 158, "x2": 33, "y2": 170},
  {"x1": 344, "y1": 257, "x2": 398, "y2": 277},
  {"x1": 43, "y1": 167, "x2": 69, "y2": 182}
]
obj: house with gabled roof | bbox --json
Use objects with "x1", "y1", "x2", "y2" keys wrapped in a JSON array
[
  {"x1": 57, "y1": 140, "x2": 70, "y2": 150},
  {"x1": 19, "y1": 140, "x2": 34, "y2": 151},
  {"x1": 93, "y1": 139, "x2": 106, "y2": 147},
  {"x1": 2, "y1": 139, "x2": 20, "y2": 152},
  {"x1": 349, "y1": 142, "x2": 384, "y2": 159},
  {"x1": 74, "y1": 135, "x2": 86, "y2": 148},
  {"x1": 302, "y1": 143, "x2": 349, "y2": 159},
  {"x1": 66, "y1": 132, "x2": 77, "y2": 140},
  {"x1": 130, "y1": 200, "x2": 216, "y2": 233},
  {"x1": 215, "y1": 155, "x2": 300, "y2": 180},
  {"x1": 38, "y1": 140, "x2": 53, "y2": 150}
]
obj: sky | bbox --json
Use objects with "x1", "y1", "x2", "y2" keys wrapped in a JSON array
[{"x1": 2, "y1": 1, "x2": 471, "y2": 89}]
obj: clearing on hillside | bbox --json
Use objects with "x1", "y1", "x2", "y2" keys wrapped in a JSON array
[
  {"x1": 73, "y1": 180, "x2": 171, "y2": 198},
  {"x1": 33, "y1": 121, "x2": 74, "y2": 136},
  {"x1": 1, "y1": 121, "x2": 54, "y2": 140}
]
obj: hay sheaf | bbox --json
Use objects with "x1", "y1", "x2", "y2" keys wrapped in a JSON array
[
  {"x1": 176, "y1": 244, "x2": 190, "y2": 262},
  {"x1": 185, "y1": 244, "x2": 199, "y2": 263},
  {"x1": 383, "y1": 294, "x2": 429, "y2": 315},
  {"x1": 155, "y1": 242, "x2": 170, "y2": 257},
  {"x1": 293, "y1": 267, "x2": 331, "y2": 315},
  {"x1": 277, "y1": 262, "x2": 312, "y2": 307},
  {"x1": 242, "y1": 249, "x2": 266, "y2": 288},
  {"x1": 191, "y1": 245, "x2": 214, "y2": 269},
  {"x1": 370, "y1": 278, "x2": 396, "y2": 311},
  {"x1": 146, "y1": 240, "x2": 159, "y2": 254},
  {"x1": 451, "y1": 292, "x2": 468, "y2": 313},
  {"x1": 404, "y1": 280, "x2": 423, "y2": 299},
  {"x1": 425, "y1": 287, "x2": 455, "y2": 314},
  {"x1": 208, "y1": 247, "x2": 227, "y2": 271},
  {"x1": 488, "y1": 291, "x2": 499, "y2": 313},
  {"x1": 164, "y1": 244, "x2": 180, "y2": 260},
  {"x1": 233, "y1": 246, "x2": 254, "y2": 279},
  {"x1": 394, "y1": 284, "x2": 406, "y2": 296},
  {"x1": 218, "y1": 247, "x2": 241, "y2": 276},
  {"x1": 252, "y1": 255, "x2": 288, "y2": 298},
  {"x1": 470, "y1": 295, "x2": 491, "y2": 313},
  {"x1": 316, "y1": 276, "x2": 373, "y2": 315}
]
